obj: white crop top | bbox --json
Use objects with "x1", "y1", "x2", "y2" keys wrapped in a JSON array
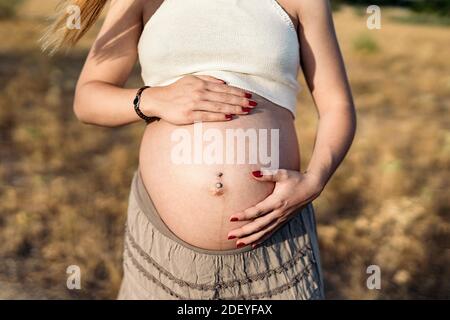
[{"x1": 138, "y1": 0, "x2": 301, "y2": 117}]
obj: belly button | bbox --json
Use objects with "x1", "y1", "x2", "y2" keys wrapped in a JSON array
[
  {"x1": 210, "y1": 174, "x2": 225, "y2": 196},
  {"x1": 210, "y1": 185, "x2": 225, "y2": 196}
]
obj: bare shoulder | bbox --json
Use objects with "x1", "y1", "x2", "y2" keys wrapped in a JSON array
[
  {"x1": 93, "y1": 0, "x2": 146, "y2": 48},
  {"x1": 141, "y1": 0, "x2": 166, "y2": 23},
  {"x1": 288, "y1": 0, "x2": 332, "y2": 23},
  {"x1": 104, "y1": 0, "x2": 146, "y2": 24}
]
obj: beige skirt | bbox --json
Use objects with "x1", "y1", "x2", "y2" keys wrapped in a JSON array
[{"x1": 117, "y1": 169, "x2": 325, "y2": 300}]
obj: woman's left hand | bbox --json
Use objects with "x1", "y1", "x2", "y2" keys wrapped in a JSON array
[{"x1": 227, "y1": 169, "x2": 324, "y2": 248}]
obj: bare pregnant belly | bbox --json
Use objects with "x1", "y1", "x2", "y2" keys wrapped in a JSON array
[{"x1": 139, "y1": 92, "x2": 300, "y2": 250}]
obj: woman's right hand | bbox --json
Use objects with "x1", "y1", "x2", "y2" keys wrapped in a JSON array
[{"x1": 141, "y1": 75, "x2": 257, "y2": 125}]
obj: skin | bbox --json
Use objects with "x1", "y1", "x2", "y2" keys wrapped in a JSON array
[
  {"x1": 74, "y1": 0, "x2": 356, "y2": 248},
  {"x1": 74, "y1": 0, "x2": 254, "y2": 126},
  {"x1": 227, "y1": 0, "x2": 357, "y2": 248}
]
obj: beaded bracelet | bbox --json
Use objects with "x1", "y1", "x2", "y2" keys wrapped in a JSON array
[{"x1": 133, "y1": 86, "x2": 153, "y2": 123}]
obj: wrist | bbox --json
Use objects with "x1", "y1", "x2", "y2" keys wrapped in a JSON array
[
  {"x1": 140, "y1": 86, "x2": 163, "y2": 119},
  {"x1": 303, "y1": 170, "x2": 327, "y2": 194}
]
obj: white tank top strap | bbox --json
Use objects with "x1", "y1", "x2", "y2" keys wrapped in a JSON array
[{"x1": 138, "y1": 0, "x2": 301, "y2": 117}]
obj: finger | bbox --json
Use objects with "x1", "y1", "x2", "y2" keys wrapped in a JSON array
[
  {"x1": 195, "y1": 75, "x2": 226, "y2": 84},
  {"x1": 194, "y1": 100, "x2": 250, "y2": 115},
  {"x1": 250, "y1": 233, "x2": 271, "y2": 249},
  {"x1": 201, "y1": 90, "x2": 256, "y2": 110},
  {"x1": 229, "y1": 194, "x2": 280, "y2": 221},
  {"x1": 250, "y1": 222, "x2": 286, "y2": 249},
  {"x1": 235, "y1": 218, "x2": 281, "y2": 247},
  {"x1": 251, "y1": 168, "x2": 289, "y2": 182},
  {"x1": 249, "y1": 209, "x2": 297, "y2": 248},
  {"x1": 191, "y1": 111, "x2": 233, "y2": 122},
  {"x1": 227, "y1": 210, "x2": 280, "y2": 239},
  {"x1": 205, "y1": 82, "x2": 255, "y2": 100}
]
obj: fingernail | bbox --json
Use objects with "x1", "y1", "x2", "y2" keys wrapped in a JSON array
[
  {"x1": 245, "y1": 92, "x2": 252, "y2": 98},
  {"x1": 236, "y1": 242, "x2": 246, "y2": 248},
  {"x1": 242, "y1": 107, "x2": 251, "y2": 113},
  {"x1": 228, "y1": 235, "x2": 236, "y2": 240},
  {"x1": 249, "y1": 100, "x2": 257, "y2": 106},
  {"x1": 230, "y1": 217, "x2": 239, "y2": 222},
  {"x1": 252, "y1": 170, "x2": 263, "y2": 178},
  {"x1": 225, "y1": 114, "x2": 233, "y2": 120}
]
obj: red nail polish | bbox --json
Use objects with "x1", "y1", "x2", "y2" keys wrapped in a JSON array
[
  {"x1": 228, "y1": 235, "x2": 236, "y2": 240},
  {"x1": 252, "y1": 170, "x2": 263, "y2": 178},
  {"x1": 245, "y1": 92, "x2": 252, "y2": 98},
  {"x1": 249, "y1": 100, "x2": 257, "y2": 106},
  {"x1": 236, "y1": 242, "x2": 246, "y2": 248},
  {"x1": 225, "y1": 114, "x2": 232, "y2": 120},
  {"x1": 230, "y1": 217, "x2": 239, "y2": 222},
  {"x1": 242, "y1": 107, "x2": 251, "y2": 113}
]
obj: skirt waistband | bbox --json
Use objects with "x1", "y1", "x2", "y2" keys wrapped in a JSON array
[
  {"x1": 121, "y1": 169, "x2": 325, "y2": 299},
  {"x1": 133, "y1": 169, "x2": 254, "y2": 255}
]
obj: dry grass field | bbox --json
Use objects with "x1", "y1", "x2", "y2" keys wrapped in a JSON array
[{"x1": 0, "y1": 1, "x2": 448, "y2": 299}]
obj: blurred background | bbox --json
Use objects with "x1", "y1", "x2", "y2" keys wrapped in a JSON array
[{"x1": 0, "y1": 0, "x2": 448, "y2": 299}]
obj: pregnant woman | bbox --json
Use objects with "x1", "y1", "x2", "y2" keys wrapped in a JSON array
[{"x1": 42, "y1": 0, "x2": 356, "y2": 299}]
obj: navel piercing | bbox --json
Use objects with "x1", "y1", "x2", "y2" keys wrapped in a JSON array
[{"x1": 209, "y1": 172, "x2": 225, "y2": 196}]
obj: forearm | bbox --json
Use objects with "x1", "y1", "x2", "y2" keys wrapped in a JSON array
[
  {"x1": 73, "y1": 81, "x2": 156, "y2": 127},
  {"x1": 305, "y1": 103, "x2": 357, "y2": 189}
]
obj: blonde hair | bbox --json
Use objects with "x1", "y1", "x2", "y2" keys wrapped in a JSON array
[{"x1": 40, "y1": 0, "x2": 108, "y2": 54}]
